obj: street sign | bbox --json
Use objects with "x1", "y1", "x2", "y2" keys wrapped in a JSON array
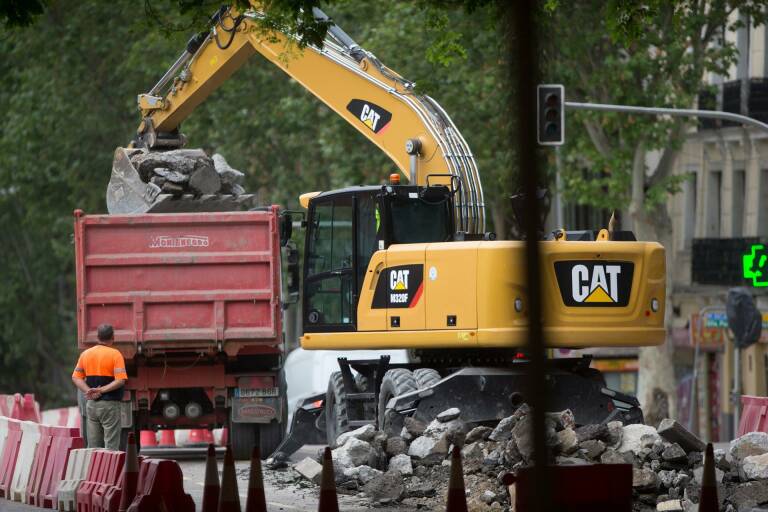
[{"x1": 690, "y1": 310, "x2": 768, "y2": 346}]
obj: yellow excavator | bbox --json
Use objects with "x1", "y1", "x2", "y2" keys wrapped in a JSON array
[{"x1": 109, "y1": 3, "x2": 666, "y2": 453}]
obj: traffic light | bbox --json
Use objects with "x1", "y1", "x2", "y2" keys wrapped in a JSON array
[{"x1": 537, "y1": 84, "x2": 564, "y2": 145}]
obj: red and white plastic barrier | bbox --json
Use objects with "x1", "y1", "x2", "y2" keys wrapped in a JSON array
[
  {"x1": 0, "y1": 393, "x2": 41, "y2": 423},
  {"x1": 0, "y1": 417, "x2": 22, "y2": 498},
  {"x1": 41, "y1": 406, "x2": 81, "y2": 429},
  {"x1": 126, "y1": 459, "x2": 195, "y2": 512},
  {"x1": 28, "y1": 424, "x2": 85, "y2": 507},
  {"x1": 58, "y1": 448, "x2": 97, "y2": 512},
  {"x1": 9, "y1": 420, "x2": 41, "y2": 502}
]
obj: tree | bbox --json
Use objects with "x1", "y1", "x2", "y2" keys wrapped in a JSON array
[{"x1": 544, "y1": 0, "x2": 768, "y2": 421}]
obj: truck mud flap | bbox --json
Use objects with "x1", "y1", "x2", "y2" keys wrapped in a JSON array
[
  {"x1": 267, "y1": 393, "x2": 326, "y2": 465},
  {"x1": 389, "y1": 366, "x2": 642, "y2": 426}
]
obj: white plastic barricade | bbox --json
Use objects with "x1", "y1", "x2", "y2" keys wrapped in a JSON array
[
  {"x1": 56, "y1": 448, "x2": 95, "y2": 512},
  {"x1": 9, "y1": 420, "x2": 40, "y2": 502},
  {"x1": 41, "y1": 407, "x2": 80, "y2": 428},
  {"x1": 0, "y1": 416, "x2": 9, "y2": 458}
]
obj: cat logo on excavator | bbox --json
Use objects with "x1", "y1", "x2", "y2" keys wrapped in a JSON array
[
  {"x1": 554, "y1": 261, "x2": 634, "y2": 307},
  {"x1": 346, "y1": 99, "x2": 393, "y2": 134}
]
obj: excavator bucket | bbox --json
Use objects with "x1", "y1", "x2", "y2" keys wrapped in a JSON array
[{"x1": 106, "y1": 147, "x2": 257, "y2": 214}]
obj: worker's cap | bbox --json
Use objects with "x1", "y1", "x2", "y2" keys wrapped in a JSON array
[{"x1": 97, "y1": 324, "x2": 114, "y2": 342}]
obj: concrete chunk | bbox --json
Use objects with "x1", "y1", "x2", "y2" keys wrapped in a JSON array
[
  {"x1": 657, "y1": 418, "x2": 705, "y2": 453},
  {"x1": 294, "y1": 457, "x2": 323, "y2": 483}
]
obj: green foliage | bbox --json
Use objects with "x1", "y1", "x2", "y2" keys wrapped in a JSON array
[
  {"x1": 0, "y1": 0, "x2": 507, "y2": 405},
  {"x1": 545, "y1": 1, "x2": 768, "y2": 219},
  {"x1": 0, "y1": 0, "x2": 46, "y2": 28}
]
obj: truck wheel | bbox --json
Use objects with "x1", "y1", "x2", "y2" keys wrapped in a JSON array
[
  {"x1": 326, "y1": 372, "x2": 350, "y2": 447},
  {"x1": 230, "y1": 421, "x2": 258, "y2": 460},
  {"x1": 413, "y1": 368, "x2": 441, "y2": 389},
  {"x1": 377, "y1": 369, "x2": 418, "y2": 436}
]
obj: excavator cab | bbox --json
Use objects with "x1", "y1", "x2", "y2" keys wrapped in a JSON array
[{"x1": 302, "y1": 183, "x2": 454, "y2": 332}]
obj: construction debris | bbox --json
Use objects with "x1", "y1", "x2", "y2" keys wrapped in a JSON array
[
  {"x1": 129, "y1": 149, "x2": 246, "y2": 197},
  {"x1": 282, "y1": 403, "x2": 768, "y2": 511}
]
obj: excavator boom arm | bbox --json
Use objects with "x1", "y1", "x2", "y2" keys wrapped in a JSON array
[{"x1": 133, "y1": 4, "x2": 484, "y2": 232}]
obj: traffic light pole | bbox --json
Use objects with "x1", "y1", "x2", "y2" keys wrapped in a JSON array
[{"x1": 565, "y1": 101, "x2": 768, "y2": 133}]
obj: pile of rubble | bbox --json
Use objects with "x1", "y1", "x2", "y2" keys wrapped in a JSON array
[
  {"x1": 286, "y1": 404, "x2": 768, "y2": 511},
  {"x1": 127, "y1": 148, "x2": 246, "y2": 197}
]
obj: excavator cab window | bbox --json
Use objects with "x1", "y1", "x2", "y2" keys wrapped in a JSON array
[
  {"x1": 303, "y1": 186, "x2": 454, "y2": 333},
  {"x1": 379, "y1": 185, "x2": 454, "y2": 246}
]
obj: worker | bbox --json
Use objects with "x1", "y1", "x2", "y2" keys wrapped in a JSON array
[{"x1": 71, "y1": 324, "x2": 127, "y2": 450}]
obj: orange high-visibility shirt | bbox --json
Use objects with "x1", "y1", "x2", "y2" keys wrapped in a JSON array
[{"x1": 72, "y1": 344, "x2": 127, "y2": 401}]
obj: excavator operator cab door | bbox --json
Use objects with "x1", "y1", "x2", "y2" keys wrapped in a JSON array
[
  {"x1": 303, "y1": 189, "x2": 379, "y2": 333},
  {"x1": 302, "y1": 185, "x2": 454, "y2": 334}
]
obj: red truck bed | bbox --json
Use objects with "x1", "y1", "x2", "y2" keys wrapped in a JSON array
[{"x1": 74, "y1": 208, "x2": 282, "y2": 359}]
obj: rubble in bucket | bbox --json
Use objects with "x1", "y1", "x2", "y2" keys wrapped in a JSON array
[
  {"x1": 284, "y1": 404, "x2": 768, "y2": 511},
  {"x1": 107, "y1": 148, "x2": 257, "y2": 214}
]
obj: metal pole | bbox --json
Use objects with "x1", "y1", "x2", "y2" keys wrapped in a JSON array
[
  {"x1": 565, "y1": 101, "x2": 768, "y2": 134},
  {"x1": 734, "y1": 346, "x2": 742, "y2": 435},
  {"x1": 554, "y1": 146, "x2": 564, "y2": 228},
  {"x1": 511, "y1": 2, "x2": 552, "y2": 511}
]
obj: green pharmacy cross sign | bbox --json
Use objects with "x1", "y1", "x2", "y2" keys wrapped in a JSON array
[{"x1": 744, "y1": 244, "x2": 768, "y2": 288}]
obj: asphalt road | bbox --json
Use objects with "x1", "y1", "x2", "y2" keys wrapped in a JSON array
[{"x1": 0, "y1": 445, "x2": 374, "y2": 512}]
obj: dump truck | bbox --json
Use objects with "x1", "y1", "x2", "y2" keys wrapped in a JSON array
[{"x1": 73, "y1": 207, "x2": 291, "y2": 459}]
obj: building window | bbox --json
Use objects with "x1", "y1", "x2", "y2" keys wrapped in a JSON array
[
  {"x1": 683, "y1": 172, "x2": 697, "y2": 249},
  {"x1": 706, "y1": 170, "x2": 722, "y2": 237},
  {"x1": 760, "y1": 169, "x2": 768, "y2": 238},
  {"x1": 733, "y1": 169, "x2": 746, "y2": 237}
]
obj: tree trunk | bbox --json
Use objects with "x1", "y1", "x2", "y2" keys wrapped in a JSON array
[{"x1": 629, "y1": 141, "x2": 677, "y2": 425}]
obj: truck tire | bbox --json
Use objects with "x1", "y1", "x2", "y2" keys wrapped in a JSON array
[
  {"x1": 326, "y1": 371, "x2": 350, "y2": 447},
  {"x1": 413, "y1": 368, "x2": 441, "y2": 389},
  {"x1": 230, "y1": 420, "x2": 258, "y2": 460},
  {"x1": 377, "y1": 369, "x2": 418, "y2": 436}
]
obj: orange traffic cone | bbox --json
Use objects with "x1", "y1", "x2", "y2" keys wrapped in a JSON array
[
  {"x1": 218, "y1": 446, "x2": 241, "y2": 512},
  {"x1": 317, "y1": 447, "x2": 339, "y2": 512},
  {"x1": 245, "y1": 446, "x2": 267, "y2": 512},
  {"x1": 446, "y1": 445, "x2": 468, "y2": 512},
  {"x1": 202, "y1": 444, "x2": 220, "y2": 512},
  {"x1": 699, "y1": 443, "x2": 719, "y2": 512},
  {"x1": 118, "y1": 432, "x2": 140, "y2": 512}
]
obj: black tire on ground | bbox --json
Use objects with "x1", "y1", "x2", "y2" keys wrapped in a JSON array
[
  {"x1": 377, "y1": 369, "x2": 418, "y2": 436},
  {"x1": 413, "y1": 368, "x2": 441, "y2": 389},
  {"x1": 326, "y1": 371, "x2": 350, "y2": 447},
  {"x1": 230, "y1": 420, "x2": 258, "y2": 460}
]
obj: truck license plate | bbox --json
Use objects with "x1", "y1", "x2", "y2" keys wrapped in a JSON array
[{"x1": 236, "y1": 387, "x2": 279, "y2": 398}]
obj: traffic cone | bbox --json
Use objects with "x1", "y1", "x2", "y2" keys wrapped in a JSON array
[
  {"x1": 139, "y1": 430, "x2": 157, "y2": 448},
  {"x1": 317, "y1": 447, "x2": 339, "y2": 512},
  {"x1": 158, "y1": 430, "x2": 176, "y2": 447},
  {"x1": 245, "y1": 446, "x2": 267, "y2": 512},
  {"x1": 699, "y1": 443, "x2": 719, "y2": 512},
  {"x1": 118, "y1": 432, "x2": 139, "y2": 512},
  {"x1": 446, "y1": 445, "x2": 468, "y2": 512},
  {"x1": 202, "y1": 444, "x2": 220, "y2": 512},
  {"x1": 218, "y1": 446, "x2": 241, "y2": 512}
]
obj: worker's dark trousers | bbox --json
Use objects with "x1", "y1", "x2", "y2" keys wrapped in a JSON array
[{"x1": 86, "y1": 400, "x2": 122, "y2": 450}]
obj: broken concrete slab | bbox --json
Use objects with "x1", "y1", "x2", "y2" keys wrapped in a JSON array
[
  {"x1": 294, "y1": 457, "x2": 323, "y2": 483},
  {"x1": 657, "y1": 419, "x2": 705, "y2": 454}
]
